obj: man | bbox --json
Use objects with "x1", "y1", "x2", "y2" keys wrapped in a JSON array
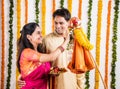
[{"x1": 43, "y1": 8, "x2": 85, "y2": 89}]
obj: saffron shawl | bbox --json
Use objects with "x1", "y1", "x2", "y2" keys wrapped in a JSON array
[{"x1": 67, "y1": 28, "x2": 95, "y2": 74}]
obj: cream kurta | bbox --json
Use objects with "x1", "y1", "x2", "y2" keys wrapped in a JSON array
[{"x1": 43, "y1": 32, "x2": 85, "y2": 89}]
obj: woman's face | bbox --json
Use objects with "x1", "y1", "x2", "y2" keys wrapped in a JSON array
[
  {"x1": 54, "y1": 16, "x2": 69, "y2": 35},
  {"x1": 28, "y1": 26, "x2": 42, "y2": 46}
]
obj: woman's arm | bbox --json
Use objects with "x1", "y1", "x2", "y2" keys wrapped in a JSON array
[
  {"x1": 40, "y1": 34, "x2": 69, "y2": 62},
  {"x1": 22, "y1": 33, "x2": 69, "y2": 63}
]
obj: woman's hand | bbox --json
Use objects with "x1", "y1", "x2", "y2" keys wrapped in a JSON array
[
  {"x1": 69, "y1": 17, "x2": 81, "y2": 29},
  {"x1": 17, "y1": 75, "x2": 26, "y2": 89}
]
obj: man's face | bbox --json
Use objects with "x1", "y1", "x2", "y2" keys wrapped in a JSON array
[{"x1": 54, "y1": 16, "x2": 69, "y2": 35}]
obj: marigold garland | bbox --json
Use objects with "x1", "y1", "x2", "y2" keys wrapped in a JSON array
[
  {"x1": 25, "y1": 0, "x2": 28, "y2": 23},
  {"x1": 110, "y1": 0, "x2": 119, "y2": 89},
  {"x1": 52, "y1": 0, "x2": 55, "y2": 31},
  {"x1": 74, "y1": 28, "x2": 94, "y2": 50},
  {"x1": 1, "y1": 0, "x2": 5, "y2": 89},
  {"x1": 41, "y1": 0, "x2": 46, "y2": 36},
  {"x1": 78, "y1": 0, "x2": 82, "y2": 19},
  {"x1": 6, "y1": 0, "x2": 14, "y2": 88},
  {"x1": 68, "y1": 0, "x2": 72, "y2": 13},
  {"x1": 85, "y1": 0, "x2": 93, "y2": 88},
  {"x1": 17, "y1": 0, "x2": 21, "y2": 39},
  {"x1": 95, "y1": 0, "x2": 102, "y2": 89},
  {"x1": 104, "y1": 1, "x2": 112, "y2": 89},
  {"x1": 16, "y1": 0, "x2": 21, "y2": 89}
]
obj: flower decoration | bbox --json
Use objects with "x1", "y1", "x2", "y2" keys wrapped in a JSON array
[
  {"x1": 6, "y1": 0, "x2": 14, "y2": 88},
  {"x1": 104, "y1": 1, "x2": 112, "y2": 88},
  {"x1": 95, "y1": 0, "x2": 103, "y2": 88},
  {"x1": 52, "y1": 0, "x2": 56, "y2": 31},
  {"x1": 85, "y1": 0, "x2": 93, "y2": 88},
  {"x1": 41, "y1": 0, "x2": 46, "y2": 36},
  {"x1": 35, "y1": 0, "x2": 40, "y2": 23},
  {"x1": 69, "y1": 17, "x2": 81, "y2": 29},
  {"x1": 110, "y1": 0, "x2": 119, "y2": 88},
  {"x1": 1, "y1": 0, "x2": 5, "y2": 88},
  {"x1": 60, "y1": 0, "x2": 64, "y2": 8},
  {"x1": 25, "y1": 0, "x2": 28, "y2": 23},
  {"x1": 68, "y1": 0, "x2": 72, "y2": 13},
  {"x1": 78, "y1": 0, "x2": 82, "y2": 19},
  {"x1": 49, "y1": 66, "x2": 67, "y2": 76}
]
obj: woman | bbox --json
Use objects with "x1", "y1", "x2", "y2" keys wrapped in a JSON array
[{"x1": 17, "y1": 22, "x2": 69, "y2": 89}]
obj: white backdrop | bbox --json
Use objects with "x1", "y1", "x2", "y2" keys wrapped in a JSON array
[{"x1": 0, "y1": 0, "x2": 120, "y2": 89}]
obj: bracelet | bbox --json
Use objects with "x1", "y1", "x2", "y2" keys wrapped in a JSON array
[{"x1": 58, "y1": 46, "x2": 65, "y2": 52}]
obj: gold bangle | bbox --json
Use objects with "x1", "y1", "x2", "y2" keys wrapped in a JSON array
[{"x1": 58, "y1": 46, "x2": 65, "y2": 52}]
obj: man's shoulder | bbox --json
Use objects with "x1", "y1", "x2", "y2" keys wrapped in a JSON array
[
  {"x1": 46, "y1": 32, "x2": 54, "y2": 36},
  {"x1": 44, "y1": 32, "x2": 56, "y2": 39}
]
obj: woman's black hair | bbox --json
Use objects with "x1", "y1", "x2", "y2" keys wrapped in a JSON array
[{"x1": 17, "y1": 22, "x2": 40, "y2": 73}]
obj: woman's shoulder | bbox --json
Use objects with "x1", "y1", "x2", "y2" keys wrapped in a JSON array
[
  {"x1": 22, "y1": 48, "x2": 33, "y2": 53},
  {"x1": 21, "y1": 48, "x2": 33, "y2": 56},
  {"x1": 21, "y1": 48, "x2": 41, "y2": 60},
  {"x1": 22, "y1": 48, "x2": 40, "y2": 56}
]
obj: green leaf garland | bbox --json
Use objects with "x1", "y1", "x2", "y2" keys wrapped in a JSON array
[
  {"x1": 110, "y1": 0, "x2": 120, "y2": 89},
  {"x1": 6, "y1": 0, "x2": 14, "y2": 88},
  {"x1": 35, "y1": 0, "x2": 40, "y2": 23},
  {"x1": 60, "y1": 0, "x2": 64, "y2": 8},
  {"x1": 85, "y1": 0, "x2": 93, "y2": 89}
]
